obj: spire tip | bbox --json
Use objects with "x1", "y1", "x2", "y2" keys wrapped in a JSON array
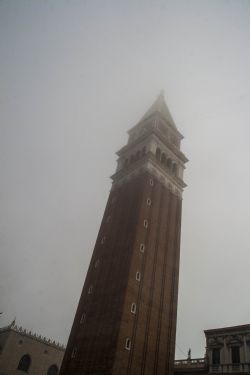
[{"x1": 160, "y1": 89, "x2": 165, "y2": 98}]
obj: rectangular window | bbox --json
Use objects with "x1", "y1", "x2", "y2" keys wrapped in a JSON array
[
  {"x1": 140, "y1": 244, "x2": 145, "y2": 253},
  {"x1": 125, "y1": 338, "x2": 131, "y2": 350},
  {"x1": 136, "y1": 271, "x2": 141, "y2": 281},
  {"x1": 131, "y1": 303, "x2": 136, "y2": 314},
  {"x1": 232, "y1": 346, "x2": 240, "y2": 364},
  {"x1": 212, "y1": 348, "x2": 220, "y2": 365}
]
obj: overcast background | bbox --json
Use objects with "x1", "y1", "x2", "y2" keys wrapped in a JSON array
[{"x1": 1, "y1": 0, "x2": 250, "y2": 359}]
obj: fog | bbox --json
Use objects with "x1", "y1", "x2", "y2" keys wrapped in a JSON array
[{"x1": 1, "y1": 0, "x2": 250, "y2": 359}]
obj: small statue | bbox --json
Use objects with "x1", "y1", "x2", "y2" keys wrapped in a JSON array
[{"x1": 188, "y1": 348, "x2": 191, "y2": 360}]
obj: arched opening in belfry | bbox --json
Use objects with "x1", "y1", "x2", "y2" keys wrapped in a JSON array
[
  {"x1": 167, "y1": 158, "x2": 172, "y2": 169},
  {"x1": 156, "y1": 147, "x2": 161, "y2": 160},
  {"x1": 172, "y1": 163, "x2": 177, "y2": 175},
  {"x1": 161, "y1": 153, "x2": 167, "y2": 165}
]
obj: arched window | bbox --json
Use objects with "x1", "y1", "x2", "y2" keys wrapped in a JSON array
[
  {"x1": 139, "y1": 243, "x2": 145, "y2": 253},
  {"x1": 17, "y1": 354, "x2": 31, "y2": 372},
  {"x1": 136, "y1": 271, "x2": 141, "y2": 281},
  {"x1": 131, "y1": 303, "x2": 136, "y2": 314},
  {"x1": 80, "y1": 312, "x2": 86, "y2": 324},
  {"x1": 88, "y1": 285, "x2": 93, "y2": 294},
  {"x1": 125, "y1": 338, "x2": 131, "y2": 350},
  {"x1": 47, "y1": 364, "x2": 58, "y2": 375},
  {"x1": 156, "y1": 147, "x2": 161, "y2": 160},
  {"x1": 167, "y1": 158, "x2": 172, "y2": 169}
]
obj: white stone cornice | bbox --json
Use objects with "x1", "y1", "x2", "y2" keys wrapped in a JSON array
[
  {"x1": 111, "y1": 153, "x2": 186, "y2": 197},
  {"x1": 117, "y1": 129, "x2": 188, "y2": 164}
]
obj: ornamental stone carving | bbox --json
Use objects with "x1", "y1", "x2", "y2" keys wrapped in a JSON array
[
  {"x1": 207, "y1": 336, "x2": 224, "y2": 348},
  {"x1": 225, "y1": 335, "x2": 243, "y2": 346}
]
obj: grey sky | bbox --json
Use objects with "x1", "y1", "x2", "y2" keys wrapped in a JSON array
[{"x1": 1, "y1": 0, "x2": 250, "y2": 359}]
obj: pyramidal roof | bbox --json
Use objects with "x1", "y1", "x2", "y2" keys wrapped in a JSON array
[{"x1": 141, "y1": 91, "x2": 177, "y2": 130}]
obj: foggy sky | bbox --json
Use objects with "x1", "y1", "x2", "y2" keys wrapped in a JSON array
[{"x1": 1, "y1": 0, "x2": 250, "y2": 359}]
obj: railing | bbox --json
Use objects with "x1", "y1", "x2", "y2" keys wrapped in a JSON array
[
  {"x1": 210, "y1": 363, "x2": 250, "y2": 373},
  {"x1": 175, "y1": 358, "x2": 206, "y2": 368}
]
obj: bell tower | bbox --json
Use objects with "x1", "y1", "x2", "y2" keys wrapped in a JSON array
[{"x1": 60, "y1": 93, "x2": 188, "y2": 375}]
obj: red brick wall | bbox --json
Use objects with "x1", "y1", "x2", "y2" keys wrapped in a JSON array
[
  {"x1": 60, "y1": 171, "x2": 182, "y2": 375},
  {"x1": 113, "y1": 173, "x2": 182, "y2": 375}
]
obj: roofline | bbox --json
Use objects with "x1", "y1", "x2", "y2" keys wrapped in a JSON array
[
  {"x1": 0, "y1": 323, "x2": 65, "y2": 350},
  {"x1": 127, "y1": 111, "x2": 184, "y2": 139},
  {"x1": 204, "y1": 324, "x2": 250, "y2": 334},
  {"x1": 117, "y1": 129, "x2": 188, "y2": 164}
]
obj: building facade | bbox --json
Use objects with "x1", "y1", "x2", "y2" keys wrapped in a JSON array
[
  {"x1": 205, "y1": 324, "x2": 250, "y2": 374},
  {"x1": 60, "y1": 93, "x2": 188, "y2": 375},
  {"x1": 0, "y1": 321, "x2": 64, "y2": 375},
  {"x1": 174, "y1": 324, "x2": 250, "y2": 375}
]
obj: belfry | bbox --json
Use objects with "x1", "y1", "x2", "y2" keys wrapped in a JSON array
[{"x1": 60, "y1": 93, "x2": 188, "y2": 375}]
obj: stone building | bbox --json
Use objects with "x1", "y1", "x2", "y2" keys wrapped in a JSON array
[
  {"x1": 0, "y1": 321, "x2": 65, "y2": 375},
  {"x1": 174, "y1": 324, "x2": 250, "y2": 375},
  {"x1": 205, "y1": 324, "x2": 250, "y2": 374},
  {"x1": 60, "y1": 93, "x2": 188, "y2": 374}
]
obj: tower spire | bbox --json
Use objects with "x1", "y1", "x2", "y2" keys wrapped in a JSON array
[{"x1": 141, "y1": 92, "x2": 177, "y2": 129}]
